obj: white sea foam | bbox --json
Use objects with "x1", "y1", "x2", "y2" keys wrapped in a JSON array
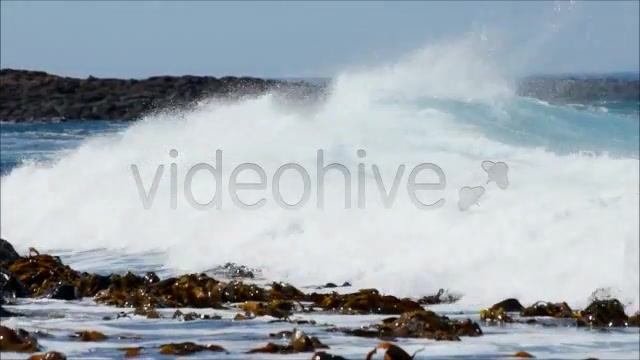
[{"x1": 1, "y1": 36, "x2": 638, "y2": 312}]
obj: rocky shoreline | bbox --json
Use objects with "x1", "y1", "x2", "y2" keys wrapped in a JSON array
[
  {"x1": 516, "y1": 76, "x2": 640, "y2": 103},
  {"x1": 1, "y1": 68, "x2": 638, "y2": 123},
  {"x1": 0, "y1": 69, "x2": 325, "y2": 123},
  {"x1": 1, "y1": 238, "x2": 638, "y2": 359}
]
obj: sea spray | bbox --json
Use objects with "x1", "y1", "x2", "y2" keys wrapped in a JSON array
[{"x1": 1, "y1": 36, "x2": 638, "y2": 311}]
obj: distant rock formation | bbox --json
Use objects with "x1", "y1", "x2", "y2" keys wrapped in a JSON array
[
  {"x1": 0, "y1": 69, "x2": 638, "y2": 122},
  {"x1": 516, "y1": 77, "x2": 639, "y2": 103},
  {"x1": 0, "y1": 69, "x2": 323, "y2": 122}
]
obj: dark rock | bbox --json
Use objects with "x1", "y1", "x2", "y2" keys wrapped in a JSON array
[
  {"x1": 241, "y1": 300, "x2": 296, "y2": 319},
  {"x1": 311, "y1": 351, "x2": 350, "y2": 360},
  {"x1": 480, "y1": 307, "x2": 513, "y2": 323},
  {"x1": 512, "y1": 351, "x2": 535, "y2": 358},
  {"x1": 516, "y1": 77, "x2": 640, "y2": 103},
  {"x1": 27, "y1": 351, "x2": 67, "y2": 360},
  {"x1": 44, "y1": 284, "x2": 81, "y2": 301},
  {"x1": 575, "y1": 299, "x2": 629, "y2": 327},
  {"x1": 417, "y1": 288, "x2": 461, "y2": 305},
  {"x1": 0, "y1": 325, "x2": 40, "y2": 352},
  {"x1": 339, "y1": 309, "x2": 482, "y2": 341},
  {"x1": 172, "y1": 309, "x2": 221, "y2": 321},
  {"x1": 119, "y1": 347, "x2": 143, "y2": 358},
  {"x1": 0, "y1": 266, "x2": 29, "y2": 298},
  {"x1": 313, "y1": 288, "x2": 423, "y2": 315},
  {"x1": 520, "y1": 301, "x2": 573, "y2": 318},
  {"x1": 159, "y1": 342, "x2": 226, "y2": 355},
  {"x1": 365, "y1": 342, "x2": 424, "y2": 360},
  {"x1": 0, "y1": 69, "x2": 325, "y2": 122},
  {"x1": 491, "y1": 298, "x2": 525, "y2": 312},
  {"x1": 0, "y1": 239, "x2": 20, "y2": 262},
  {"x1": 629, "y1": 311, "x2": 640, "y2": 327},
  {"x1": 247, "y1": 328, "x2": 328, "y2": 354},
  {"x1": 71, "y1": 330, "x2": 107, "y2": 342},
  {"x1": 143, "y1": 272, "x2": 160, "y2": 285},
  {"x1": 479, "y1": 298, "x2": 525, "y2": 323}
]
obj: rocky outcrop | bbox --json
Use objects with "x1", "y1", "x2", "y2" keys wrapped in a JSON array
[
  {"x1": 2, "y1": 69, "x2": 638, "y2": 122},
  {"x1": 0, "y1": 239, "x2": 20, "y2": 262},
  {"x1": 516, "y1": 77, "x2": 639, "y2": 102},
  {"x1": 479, "y1": 297, "x2": 640, "y2": 328},
  {"x1": 0, "y1": 69, "x2": 324, "y2": 122}
]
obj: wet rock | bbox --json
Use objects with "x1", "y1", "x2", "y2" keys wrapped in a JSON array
[
  {"x1": 234, "y1": 313, "x2": 252, "y2": 321},
  {"x1": 311, "y1": 352, "x2": 350, "y2": 360},
  {"x1": 172, "y1": 309, "x2": 221, "y2": 321},
  {"x1": 479, "y1": 307, "x2": 513, "y2": 323},
  {"x1": 6, "y1": 253, "x2": 87, "y2": 298},
  {"x1": 119, "y1": 347, "x2": 143, "y2": 358},
  {"x1": 317, "y1": 282, "x2": 351, "y2": 289},
  {"x1": 341, "y1": 309, "x2": 482, "y2": 341},
  {"x1": 269, "y1": 318, "x2": 317, "y2": 325},
  {"x1": 365, "y1": 342, "x2": 423, "y2": 360},
  {"x1": 491, "y1": 298, "x2": 525, "y2": 312},
  {"x1": 95, "y1": 273, "x2": 227, "y2": 308},
  {"x1": 520, "y1": 301, "x2": 573, "y2": 318},
  {"x1": 417, "y1": 288, "x2": 461, "y2": 305},
  {"x1": 222, "y1": 280, "x2": 267, "y2": 302},
  {"x1": 134, "y1": 306, "x2": 161, "y2": 319},
  {"x1": 247, "y1": 343, "x2": 297, "y2": 354},
  {"x1": 0, "y1": 325, "x2": 39, "y2": 352},
  {"x1": 76, "y1": 273, "x2": 112, "y2": 296},
  {"x1": 290, "y1": 328, "x2": 329, "y2": 352},
  {"x1": 241, "y1": 300, "x2": 295, "y2": 319},
  {"x1": 269, "y1": 281, "x2": 306, "y2": 300},
  {"x1": 316, "y1": 288, "x2": 423, "y2": 315},
  {"x1": 248, "y1": 329, "x2": 328, "y2": 354},
  {"x1": 0, "y1": 239, "x2": 20, "y2": 262},
  {"x1": 210, "y1": 262, "x2": 256, "y2": 279},
  {"x1": 72, "y1": 330, "x2": 107, "y2": 341},
  {"x1": 142, "y1": 272, "x2": 160, "y2": 285},
  {"x1": 628, "y1": 311, "x2": 640, "y2": 327},
  {"x1": 44, "y1": 284, "x2": 81, "y2": 301},
  {"x1": 159, "y1": 342, "x2": 226, "y2": 355},
  {"x1": 575, "y1": 299, "x2": 629, "y2": 327},
  {"x1": 512, "y1": 351, "x2": 535, "y2": 358},
  {"x1": 0, "y1": 266, "x2": 29, "y2": 298},
  {"x1": 27, "y1": 352, "x2": 67, "y2": 360},
  {"x1": 479, "y1": 298, "x2": 525, "y2": 323}
]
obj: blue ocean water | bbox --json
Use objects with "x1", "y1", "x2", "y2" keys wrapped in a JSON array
[
  {"x1": 1, "y1": 98, "x2": 637, "y2": 176},
  {"x1": 0, "y1": 121, "x2": 128, "y2": 175}
]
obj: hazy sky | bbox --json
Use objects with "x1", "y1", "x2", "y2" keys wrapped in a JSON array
[{"x1": 1, "y1": 1, "x2": 638, "y2": 78}]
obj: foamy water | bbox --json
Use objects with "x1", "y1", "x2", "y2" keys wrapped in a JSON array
[{"x1": 1, "y1": 35, "x2": 639, "y2": 359}]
